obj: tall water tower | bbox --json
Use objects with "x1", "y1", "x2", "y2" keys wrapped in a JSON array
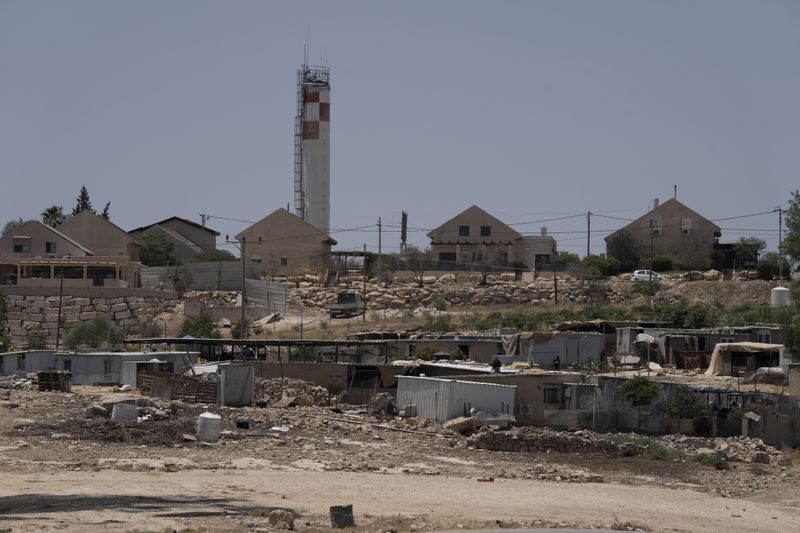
[{"x1": 293, "y1": 63, "x2": 331, "y2": 235}]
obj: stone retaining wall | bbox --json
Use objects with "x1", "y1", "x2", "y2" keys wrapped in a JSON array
[
  {"x1": 467, "y1": 427, "x2": 634, "y2": 455},
  {"x1": 3, "y1": 294, "x2": 177, "y2": 344},
  {"x1": 287, "y1": 276, "x2": 772, "y2": 311}
]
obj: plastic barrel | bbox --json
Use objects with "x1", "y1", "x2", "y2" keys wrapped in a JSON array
[
  {"x1": 196, "y1": 412, "x2": 222, "y2": 442},
  {"x1": 111, "y1": 403, "x2": 138, "y2": 422}
]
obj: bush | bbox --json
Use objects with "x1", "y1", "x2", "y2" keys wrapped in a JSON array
[
  {"x1": 414, "y1": 346, "x2": 438, "y2": 361},
  {"x1": 650, "y1": 255, "x2": 674, "y2": 272},
  {"x1": 231, "y1": 320, "x2": 250, "y2": 339},
  {"x1": 25, "y1": 329, "x2": 48, "y2": 350},
  {"x1": 619, "y1": 375, "x2": 661, "y2": 407},
  {"x1": 694, "y1": 453, "x2": 729, "y2": 470},
  {"x1": 422, "y1": 313, "x2": 454, "y2": 332},
  {"x1": 756, "y1": 252, "x2": 791, "y2": 280},
  {"x1": 580, "y1": 255, "x2": 622, "y2": 277},
  {"x1": 64, "y1": 317, "x2": 124, "y2": 349},
  {"x1": 179, "y1": 311, "x2": 221, "y2": 338},
  {"x1": 660, "y1": 385, "x2": 711, "y2": 418}
]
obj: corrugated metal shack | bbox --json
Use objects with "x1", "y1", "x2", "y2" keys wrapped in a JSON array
[{"x1": 396, "y1": 375, "x2": 516, "y2": 422}]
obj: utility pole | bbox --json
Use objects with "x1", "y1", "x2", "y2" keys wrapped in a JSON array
[
  {"x1": 363, "y1": 243, "x2": 367, "y2": 321},
  {"x1": 226, "y1": 234, "x2": 259, "y2": 358},
  {"x1": 777, "y1": 207, "x2": 784, "y2": 280},
  {"x1": 552, "y1": 244, "x2": 558, "y2": 305},
  {"x1": 241, "y1": 237, "x2": 246, "y2": 349},
  {"x1": 55, "y1": 271, "x2": 64, "y2": 351},
  {"x1": 377, "y1": 217, "x2": 382, "y2": 275},
  {"x1": 650, "y1": 225, "x2": 655, "y2": 281},
  {"x1": 400, "y1": 211, "x2": 408, "y2": 253},
  {"x1": 586, "y1": 211, "x2": 591, "y2": 257}
]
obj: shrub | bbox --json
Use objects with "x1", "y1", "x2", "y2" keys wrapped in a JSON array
[
  {"x1": 422, "y1": 313, "x2": 454, "y2": 332},
  {"x1": 650, "y1": 255, "x2": 674, "y2": 272},
  {"x1": 64, "y1": 317, "x2": 124, "y2": 349},
  {"x1": 25, "y1": 329, "x2": 48, "y2": 350},
  {"x1": 179, "y1": 311, "x2": 221, "y2": 338},
  {"x1": 694, "y1": 453, "x2": 729, "y2": 470},
  {"x1": 415, "y1": 346, "x2": 438, "y2": 361},
  {"x1": 660, "y1": 385, "x2": 711, "y2": 418},
  {"x1": 231, "y1": 319, "x2": 250, "y2": 339},
  {"x1": 619, "y1": 375, "x2": 661, "y2": 408},
  {"x1": 756, "y1": 252, "x2": 791, "y2": 280}
]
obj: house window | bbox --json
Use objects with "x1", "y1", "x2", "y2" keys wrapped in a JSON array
[
  {"x1": 103, "y1": 360, "x2": 113, "y2": 375},
  {"x1": 648, "y1": 218, "x2": 661, "y2": 234},
  {"x1": 13, "y1": 237, "x2": 31, "y2": 253},
  {"x1": 757, "y1": 332, "x2": 771, "y2": 344},
  {"x1": 543, "y1": 387, "x2": 560, "y2": 405},
  {"x1": 63, "y1": 359, "x2": 71, "y2": 372},
  {"x1": 458, "y1": 225, "x2": 470, "y2": 237},
  {"x1": 45, "y1": 241, "x2": 57, "y2": 254},
  {"x1": 280, "y1": 257, "x2": 288, "y2": 266},
  {"x1": 681, "y1": 218, "x2": 692, "y2": 234},
  {"x1": 250, "y1": 255, "x2": 262, "y2": 263},
  {"x1": 480, "y1": 226, "x2": 491, "y2": 237},
  {"x1": 720, "y1": 337, "x2": 735, "y2": 344}
]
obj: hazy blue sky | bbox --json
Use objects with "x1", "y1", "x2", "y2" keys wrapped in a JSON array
[{"x1": 1, "y1": 0, "x2": 798, "y2": 255}]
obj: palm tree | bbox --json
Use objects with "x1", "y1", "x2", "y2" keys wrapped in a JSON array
[{"x1": 41, "y1": 206, "x2": 64, "y2": 227}]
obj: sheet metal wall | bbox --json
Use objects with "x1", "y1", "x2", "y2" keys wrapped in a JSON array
[{"x1": 397, "y1": 376, "x2": 516, "y2": 422}]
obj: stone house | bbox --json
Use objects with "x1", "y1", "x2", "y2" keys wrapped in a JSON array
[
  {"x1": 129, "y1": 216, "x2": 220, "y2": 264},
  {"x1": 59, "y1": 211, "x2": 141, "y2": 261},
  {"x1": 234, "y1": 208, "x2": 337, "y2": 276},
  {"x1": 604, "y1": 198, "x2": 721, "y2": 269},
  {"x1": 427, "y1": 205, "x2": 556, "y2": 271},
  {"x1": 0, "y1": 220, "x2": 141, "y2": 288}
]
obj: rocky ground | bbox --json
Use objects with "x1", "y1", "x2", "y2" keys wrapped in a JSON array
[{"x1": 1, "y1": 376, "x2": 799, "y2": 532}]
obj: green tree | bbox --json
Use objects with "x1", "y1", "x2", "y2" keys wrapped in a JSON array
[
  {"x1": 25, "y1": 329, "x2": 48, "y2": 350},
  {"x1": 606, "y1": 232, "x2": 641, "y2": 272},
  {"x1": 72, "y1": 185, "x2": 95, "y2": 216},
  {"x1": 782, "y1": 190, "x2": 800, "y2": 266},
  {"x1": 756, "y1": 252, "x2": 791, "y2": 280},
  {"x1": 661, "y1": 385, "x2": 711, "y2": 419},
  {"x1": 192, "y1": 249, "x2": 237, "y2": 263},
  {"x1": 619, "y1": 375, "x2": 662, "y2": 430},
  {"x1": 733, "y1": 237, "x2": 766, "y2": 263},
  {"x1": 100, "y1": 201, "x2": 111, "y2": 220},
  {"x1": 619, "y1": 375, "x2": 662, "y2": 408},
  {"x1": 557, "y1": 251, "x2": 580, "y2": 265},
  {"x1": 139, "y1": 233, "x2": 178, "y2": 266},
  {"x1": 40, "y1": 206, "x2": 64, "y2": 227},
  {"x1": 64, "y1": 317, "x2": 123, "y2": 349},
  {"x1": 2, "y1": 218, "x2": 24, "y2": 236},
  {"x1": 179, "y1": 311, "x2": 221, "y2": 338}
]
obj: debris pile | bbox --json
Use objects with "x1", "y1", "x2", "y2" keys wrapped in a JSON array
[
  {"x1": 255, "y1": 378, "x2": 330, "y2": 406},
  {"x1": 658, "y1": 434, "x2": 787, "y2": 464}
]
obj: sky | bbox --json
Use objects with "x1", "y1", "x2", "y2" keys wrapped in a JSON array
[{"x1": 1, "y1": 0, "x2": 799, "y2": 256}]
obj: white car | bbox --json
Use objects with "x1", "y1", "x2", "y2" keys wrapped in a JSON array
[{"x1": 631, "y1": 270, "x2": 666, "y2": 281}]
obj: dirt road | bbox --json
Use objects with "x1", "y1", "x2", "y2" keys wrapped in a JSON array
[{"x1": 1, "y1": 468, "x2": 798, "y2": 532}]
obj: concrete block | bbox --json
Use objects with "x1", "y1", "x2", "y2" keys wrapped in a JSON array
[
  {"x1": 111, "y1": 303, "x2": 128, "y2": 313},
  {"x1": 79, "y1": 312, "x2": 97, "y2": 320},
  {"x1": 114, "y1": 311, "x2": 132, "y2": 320}
]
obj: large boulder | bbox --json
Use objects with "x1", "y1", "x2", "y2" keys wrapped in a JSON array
[{"x1": 443, "y1": 416, "x2": 478, "y2": 434}]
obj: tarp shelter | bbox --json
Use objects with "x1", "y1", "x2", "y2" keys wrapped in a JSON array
[{"x1": 705, "y1": 342, "x2": 784, "y2": 376}]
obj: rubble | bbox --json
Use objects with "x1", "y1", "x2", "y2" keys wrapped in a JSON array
[
  {"x1": 255, "y1": 378, "x2": 331, "y2": 406},
  {"x1": 658, "y1": 434, "x2": 786, "y2": 464}
]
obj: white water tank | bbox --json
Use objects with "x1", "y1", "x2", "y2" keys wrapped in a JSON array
[{"x1": 771, "y1": 286, "x2": 790, "y2": 308}]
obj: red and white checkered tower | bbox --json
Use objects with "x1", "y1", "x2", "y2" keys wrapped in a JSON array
[{"x1": 294, "y1": 64, "x2": 331, "y2": 235}]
